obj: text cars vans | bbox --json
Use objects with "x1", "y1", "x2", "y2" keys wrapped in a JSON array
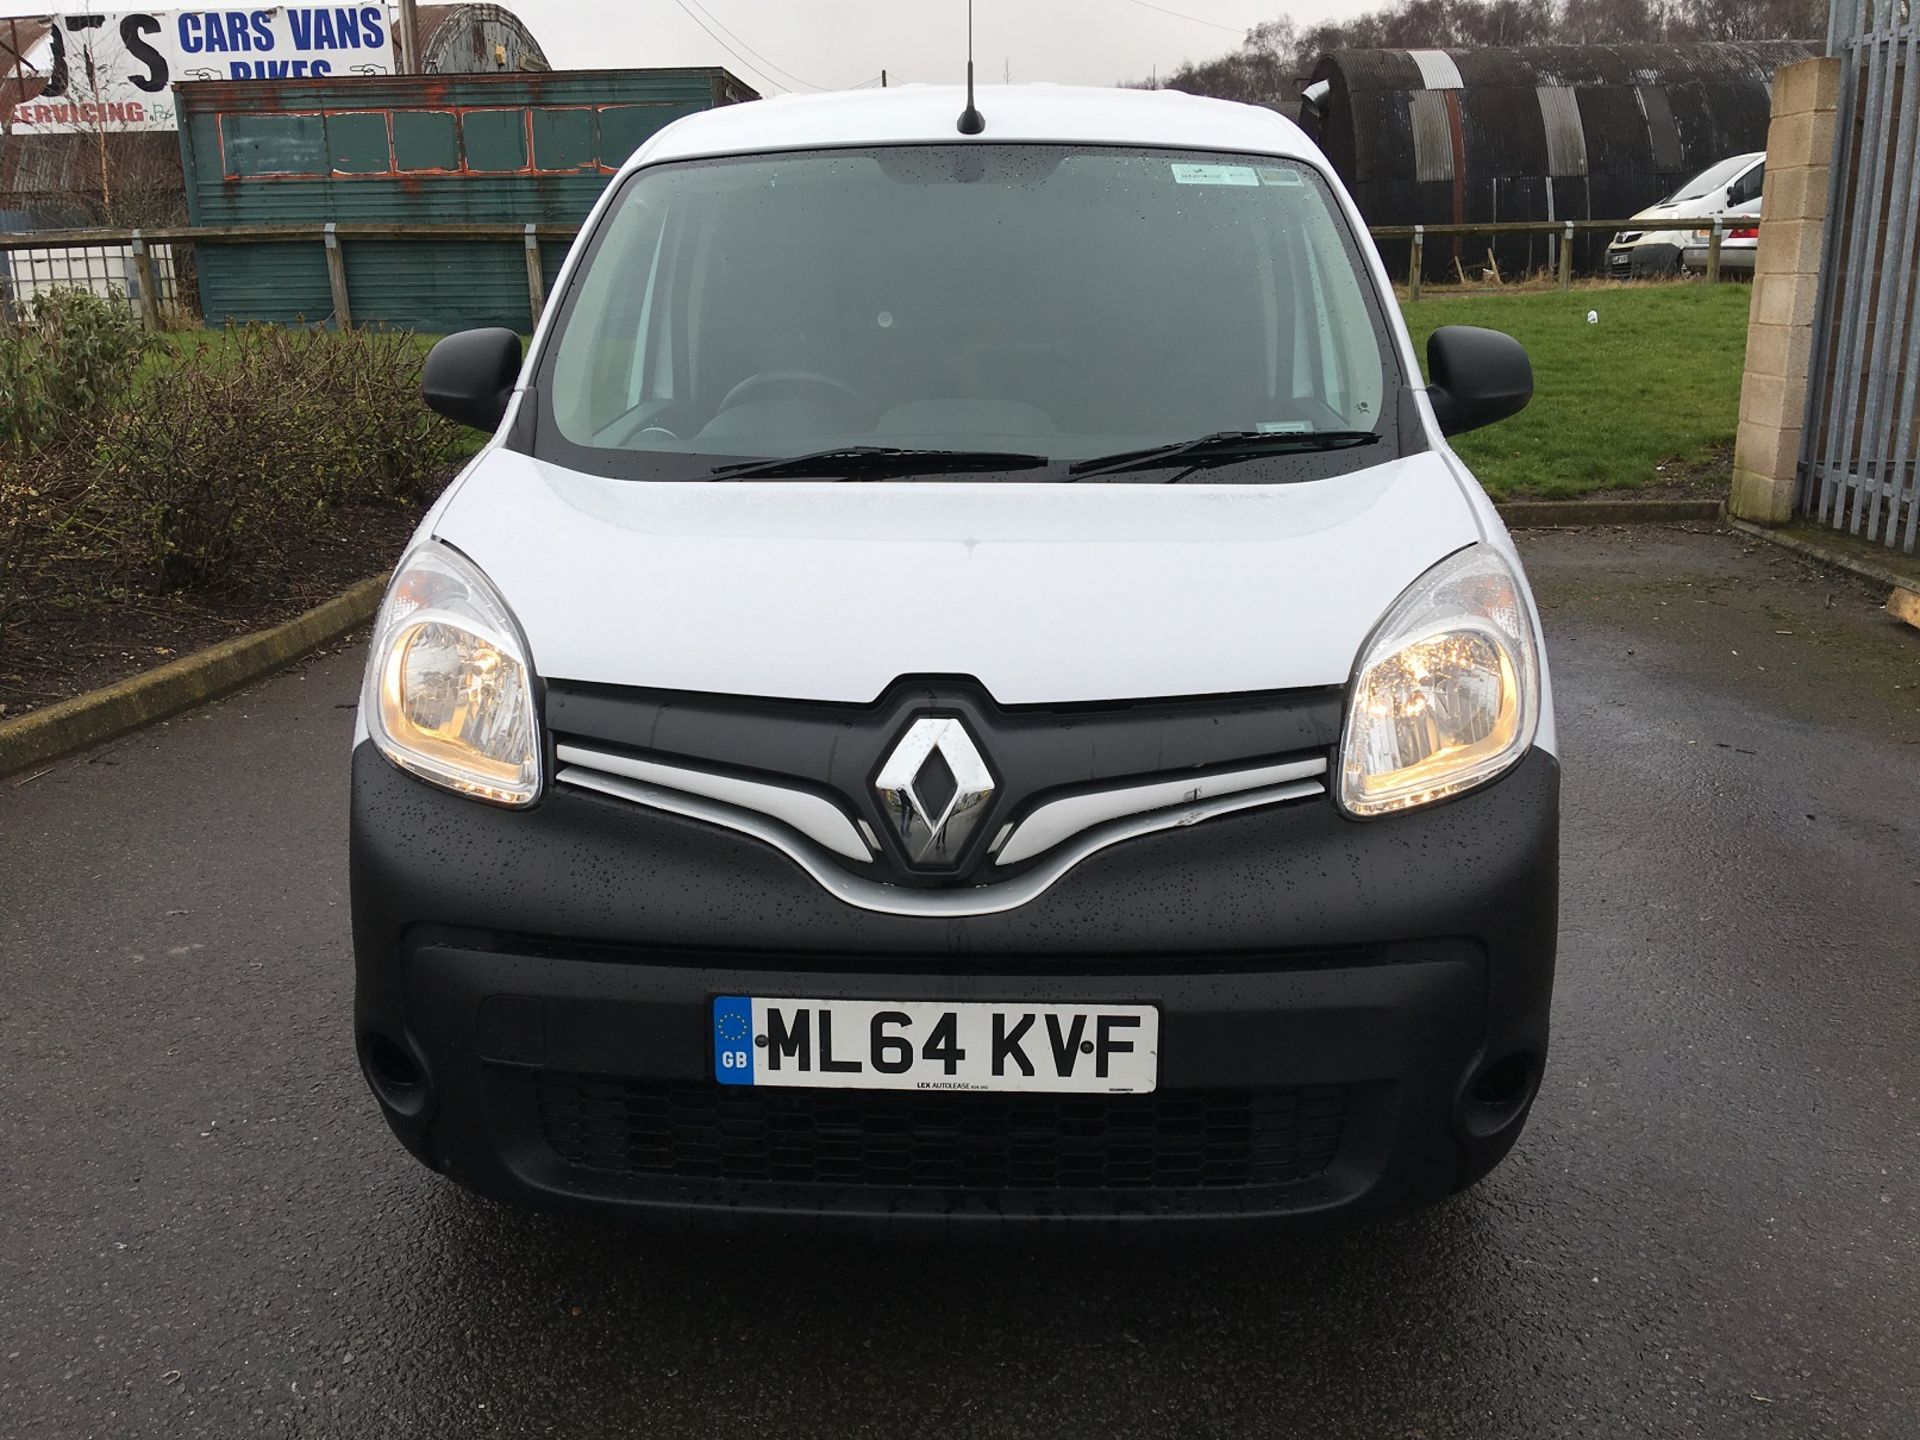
[{"x1": 351, "y1": 86, "x2": 1559, "y2": 1232}]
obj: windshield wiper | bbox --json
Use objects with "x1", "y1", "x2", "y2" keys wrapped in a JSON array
[
  {"x1": 707, "y1": 446, "x2": 1050, "y2": 480},
  {"x1": 1066, "y1": 429, "x2": 1380, "y2": 481}
]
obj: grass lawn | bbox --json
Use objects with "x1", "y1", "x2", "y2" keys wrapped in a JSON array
[
  {"x1": 1399, "y1": 283, "x2": 1752, "y2": 499},
  {"x1": 138, "y1": 286, "x2": 1750, "y2": 502},
  {"x1": 140, "y1": 325, "x2": 442, "y2": 379}
]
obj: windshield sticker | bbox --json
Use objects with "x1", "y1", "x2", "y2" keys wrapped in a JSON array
[
  {"x1": 1256, "y1": 420, "x2": 1314, "y2": 433},
  {"x1": 1171, "y1": 163, "x2": 1259, "y2": 187},
  {"x1": 1259, "y1": 167, "x2": 1306, "y2": 187}
]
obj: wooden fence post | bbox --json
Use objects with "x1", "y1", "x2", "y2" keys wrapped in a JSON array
[
  {"x1": 128, "y1": 228, "x2": 160, "y2": 330},
  {"x1": 323, "y1": 222, "x2": 353, "y2": 330},
  {"x1": 1558, "y1": 220, "x2": 1574, "y2": 291},
  {"x1": 1408, "y1": 224, "x2": 1423, "y2": 302},
  {"x1": 524, "y1": 223, "x2": 546, "y2": 324},
  {"x1": 1706, "y1": 217, "x2": 1724, "y2": 285}
]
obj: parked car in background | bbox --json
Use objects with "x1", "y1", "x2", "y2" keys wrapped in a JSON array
[
  {"x1": 1608, "y1": 152, "x2": 1764, "y2": 278},
  {"x1": 1681, "y1": 197, "x2": 1761, "y2": 277}
]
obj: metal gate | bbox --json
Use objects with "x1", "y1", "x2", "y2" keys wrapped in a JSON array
[{"x1": 1803, "y1": 0, "x2": 1920, "y2": 552}]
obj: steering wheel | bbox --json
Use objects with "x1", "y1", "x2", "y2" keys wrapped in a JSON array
[{"x1": 715, "y1": 369, "x2": 877, "y2": 419}]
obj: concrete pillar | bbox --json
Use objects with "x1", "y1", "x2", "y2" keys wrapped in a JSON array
[{"x1": 1730, "y1": 56, "x2": 1842, "y2": 525}]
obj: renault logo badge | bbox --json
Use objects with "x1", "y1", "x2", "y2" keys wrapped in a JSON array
[{"x1": 874, "y1": 717, "x2": 994, "y2": 864}]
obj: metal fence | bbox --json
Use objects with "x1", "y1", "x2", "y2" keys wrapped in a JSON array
[
  {"x1": 0, "y1": 221, "x2": 583, "y2": 331},
  {"x1": 2, "y1": 213, "x2": 1743, "y2": 335},
  {"x1": 1803, "y1": 0, "x2": 1920, "y2": 552},
  {"x1": 0, "y1": 235, "x2": 186, "y2": 322}
]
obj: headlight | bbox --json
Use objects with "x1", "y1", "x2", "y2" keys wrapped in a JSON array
[
  {"x1": 1338, "y1": 545, "x2": 1540, "y2": 817},
  {"x1": 362, "y1": 542, "x2": 541, "y2": 806}
]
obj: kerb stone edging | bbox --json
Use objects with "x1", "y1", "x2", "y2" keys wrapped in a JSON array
[
  {"x1": 0, "y1": 575, "x2": 387, "y2": 779},
  {"x1": 1496, "y1": 498, "x2": 1725, "y2": 527},
  {"x1": 0, "y1": 498, "x2": 1746, "y2": 779}
]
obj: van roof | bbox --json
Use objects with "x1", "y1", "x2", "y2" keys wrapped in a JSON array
[{"x1": 626, "y1": 84, "x2": 1318, "y2": 172}]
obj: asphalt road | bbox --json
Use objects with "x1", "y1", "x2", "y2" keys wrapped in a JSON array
[{"x1": 3, "y1": 524, "x2": 1918, "y2": 1439}]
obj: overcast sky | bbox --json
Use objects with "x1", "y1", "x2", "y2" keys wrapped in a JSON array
[
  {"x1": 0, "y1": 2, "x2": 1369, "y2": 91},
  {"x1": 505, "y1": 1, "x2": 1361, "y2": 91}
]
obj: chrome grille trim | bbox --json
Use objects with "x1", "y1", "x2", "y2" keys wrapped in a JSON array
[
  {"x1": 555, "y1": 743, "x2": 871, "y2": 862},
  {"x1": 556, "y1": 756, "x2": 1325, "y2": 919},
  {"x1": 994, "y1": 756, "x2": 1328, "y2": 866}
]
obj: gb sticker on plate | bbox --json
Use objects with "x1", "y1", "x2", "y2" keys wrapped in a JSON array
[{"x1": 713, "y1": 995, "x2": 756, "y2": 1085}]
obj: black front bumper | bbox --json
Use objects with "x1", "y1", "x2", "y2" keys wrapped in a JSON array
[
  {"x1": 1609, "y1": 241, "x2": 1682, "y2": 278},
  {"x1": 350, "y1": 742, "x2": 1560, "y2": 1233}
]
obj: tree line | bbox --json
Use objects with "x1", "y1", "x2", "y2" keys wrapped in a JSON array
[{"x1": 1133, "y1": 0, "x2": 1831, "y2": 104}]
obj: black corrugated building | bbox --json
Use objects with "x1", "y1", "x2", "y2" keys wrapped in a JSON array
[{"x1": 1301, "y1": 41, "x2": 1818, "y2": 278}]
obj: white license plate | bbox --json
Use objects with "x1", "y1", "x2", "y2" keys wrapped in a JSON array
[{"x1": 711, "y1": 996, "x2": 1158, "y2": 1094}]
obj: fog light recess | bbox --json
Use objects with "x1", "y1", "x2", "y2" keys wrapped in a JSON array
[
  {"x1": 363, "y1": 1031, "x2": 429, "y2": 1117},
  {"x1": 1461, "y1": 1051, "x2": 1537, "y2": 1139}
]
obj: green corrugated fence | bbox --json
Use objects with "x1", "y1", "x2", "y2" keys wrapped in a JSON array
[{"x1": 175, "y1": 66, "x2": 754, "y2": 330}]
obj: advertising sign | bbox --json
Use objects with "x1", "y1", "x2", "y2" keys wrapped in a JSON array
[{"x1": 4, "y1": 8, "x2": 395, "y2": 133}]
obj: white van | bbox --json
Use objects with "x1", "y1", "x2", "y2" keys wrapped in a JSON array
[
  {"x1": 351, "y1": 85, "x2": 1559, "y2": 1233},
  {"x1": 1681, "y1": 197, "x2": 1762, "y2": 276},
  {"x1": 1608, "y1": 151, "x2": 1765, "y2": 278}
]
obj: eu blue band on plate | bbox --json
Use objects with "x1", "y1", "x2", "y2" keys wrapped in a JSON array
[{"x1": 712, "y1": 995, "x2": 755, "y2": 1085}]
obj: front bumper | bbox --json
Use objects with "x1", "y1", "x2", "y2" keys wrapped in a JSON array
[
  {"x1": 1607, "y1": 240, "x2": 1682, "y2": 278},
  {"x1": 351, "y1": 742, "x2": 1560, "y2": 1233}
]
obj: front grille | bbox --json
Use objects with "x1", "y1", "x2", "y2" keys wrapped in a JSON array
[
  {"x1": 535, "y1": 1075, "x2": 1346, "y2": 1191},
  {"x1": 547, "y1": 676, "x2": 1341, "y2": 888}
]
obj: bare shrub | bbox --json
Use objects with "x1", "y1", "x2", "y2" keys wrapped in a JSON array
[
  {"x1": 0, "y1": 465, "x2": 29, "y2": 630},
  {"x1": 0, "y1": 288, "x2": 153, "y2": 629},
  {"x1": 90, "y1": 325, "x2": 465, "y2": 592}
]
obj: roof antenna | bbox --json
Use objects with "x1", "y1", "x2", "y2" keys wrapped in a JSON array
[{"x1": 956, "y1": 0, "x2": 985, "y2": 135}]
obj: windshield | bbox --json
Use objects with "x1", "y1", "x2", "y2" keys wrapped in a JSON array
[
  {"x1": 532, "y1": 144, "x2": 1402, "y2": 482},
  {"x1": 1663, "y1": 154, "x2": 1758, "y2": 204}
]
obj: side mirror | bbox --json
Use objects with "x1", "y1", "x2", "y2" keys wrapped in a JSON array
[
  {"x1": 422, "y1": 327, "x2": 523, "y2": 431},
  {"x1": 1426, "y1": 325, "x2": 1532, "y2": 437}
]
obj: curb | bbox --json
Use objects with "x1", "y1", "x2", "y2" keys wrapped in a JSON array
[
  {"x1": 1496, "y1": 498, "x2": 1726, "y2": 527},
  {"x1": 0, "y1": 500, "x2": 1829, "y2": 780},
  {"x1": 0, "y1": 575, "x2": 387, "y2": 779},
  {"x1": 1726, "y1": 516, "x2": 1920, "y2": 596}
]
